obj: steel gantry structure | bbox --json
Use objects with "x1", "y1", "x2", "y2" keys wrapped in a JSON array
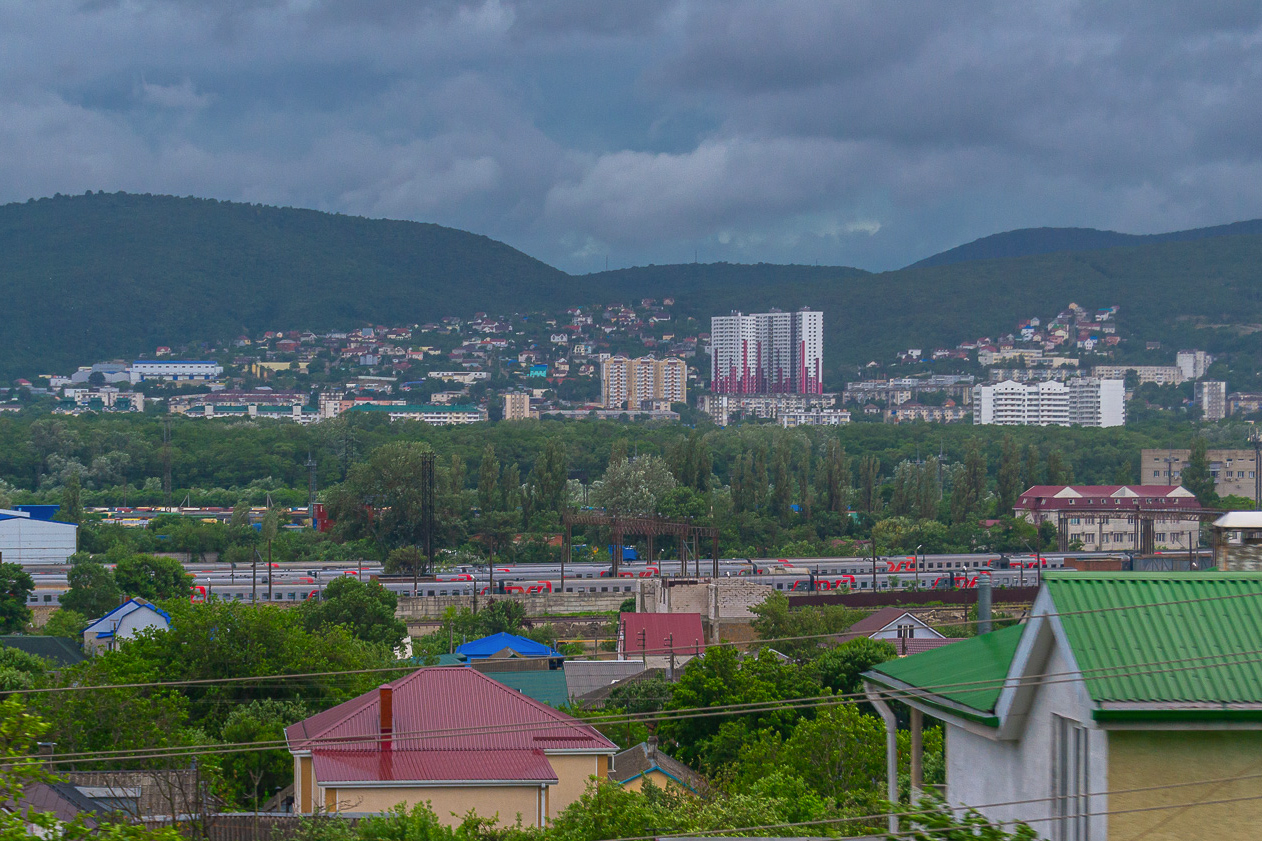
[{"x1": 561, "y1": 513, "x2": 720, "y2": 580}]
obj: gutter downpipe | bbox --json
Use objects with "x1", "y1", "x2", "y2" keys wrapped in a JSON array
[{"x1": 864, "y1": 682, "x2": 899, "y2": 834}]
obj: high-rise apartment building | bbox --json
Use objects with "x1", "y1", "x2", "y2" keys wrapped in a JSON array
[
  {"x1": 503, "y1": 392, "x2": 534, "y2": 421},
  {"x1": 973, "y1": 378, "x2": 1125, "y2": 427},
  {"x1": 1194, "y1": 380, "x2": 1227, "y2": 421},
  {"x1": 1176, "y1": 350, "x2": 1214, "y2": 382},
  {"x1": 710, "y1": 308, "x2": 823, "y2": 394},
  {"x1": 602, "y1": 357, "x2": 687, "y2": 409}
]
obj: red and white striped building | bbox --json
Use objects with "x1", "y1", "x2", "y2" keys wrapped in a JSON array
[{"x1": 710, "y1": 308, "x2": 823, "y2": 395}]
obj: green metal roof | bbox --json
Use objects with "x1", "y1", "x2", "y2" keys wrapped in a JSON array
[
  {"x1": 481, "y1": 668, "x2": 571, "y2": 708},
  {"x1": 866, "y1": 624, "x2": 1024, "y2": 720},
  {"x1": 1045, "y1": 572, "x2": 1262, "y2": 713}
]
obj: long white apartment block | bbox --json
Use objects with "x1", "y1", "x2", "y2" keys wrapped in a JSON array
[{"x1": 973, "y1": 378, "x2": 1125, "y2": 428}]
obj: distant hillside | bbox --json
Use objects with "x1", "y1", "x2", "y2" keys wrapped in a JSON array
[
  {"x1": 910, "y1": 219, "x2": 1262, "y2": 268},
  {"x1": 6, "y1": 192, "x2": 1262, "y2": 386},
  {"x1": 0, "y1": 192, "x2": 577, "y2": 379}
]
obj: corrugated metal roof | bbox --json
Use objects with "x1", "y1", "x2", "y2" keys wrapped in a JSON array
[
  {"x1": 286, "y1": 667, "x2": 617, "y2": 753},
  {"x1": 482, "y1": 669, "x2": 570, "y2": 708},
  {"x1": 563, "y1": 660, "x2": 648, "y2": 699},
  {"x1": 866, "y1": 624, "x2": 1024, "y2": 716},
  {"x1": 312, "y1": 748, "x2": 557, "y2": 784},
  {"x1": 456, "y1": 632, "x2": 561, "y2": 660},
  {"x1": 1046, "y1": 572, "x2": 1262, "y2": 707},
  {"x1": 620, "y1": 613, "x2": 705, "y2": 656}
]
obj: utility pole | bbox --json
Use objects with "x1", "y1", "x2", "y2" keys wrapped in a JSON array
[
  {"x1": 638, "y1": 628, "x2": 647, "y2": 665},
  {"x1": 306, "y1": 452, "x2": 318, "y2": 527},
  {"x1": 666, "y1": 633, "x2": 675, "y2": 680},
  {"x1": 1252, "y1": 429, "x2": 1262, "y2": 510},
  {"x1": 268, "y1": 537, "x2": 273, "y2": 602},
  {"x1": 871, "y1": 537, "x2": 878, "y2": 593},
  {"x1": 418, "y1": 451, "x2": 436, "y2": 599},
  {"x1": 914, "y1": 544, "x2": 922, "y2": 592},
  {"x1": 161, "y1": 417, "x2": 173, "y2": 510},
  {"x1": 251, "y1": 549, "x2": 258, "y2": 605}
]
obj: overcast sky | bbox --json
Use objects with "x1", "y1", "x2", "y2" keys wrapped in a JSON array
[{"x1": 4, "y1": 1, "x2": 1262, "y2": 273}]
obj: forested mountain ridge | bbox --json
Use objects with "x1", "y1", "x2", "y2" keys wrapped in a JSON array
[
  {"x1": 0, "y1": 192, "x2": 577, "y2": 379},
  {"x1": 909, "y1": 218, "x2": 1262, "y2": 268},
  {"x1": 6, "y1": 192, "x2": 1262, "y2": 382}
]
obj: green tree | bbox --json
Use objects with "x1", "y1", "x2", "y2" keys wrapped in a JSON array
[
  {"x1": 58, "y1": 471, "x2": 85, "y2": 525},
  {"x1": 229, "y1": 499, "x2": 251, "y2": 528},
  {"x1": 219, "y1": 699, "x2": 308, "y2": 809},
  {"x1": 812, "y1": 637, "x2": 898, "y2": 697},
  {"x1": 593, "y1": 455, "x2": 677, "y2": 516},
  {"x1": 856, "y1": 455, "x2": 881, "y2": 515},
  {"x1": 0, "y1": 646, "x2": 48, "y2": 691},
  {"x1": 995, "y1": 435, "x2": 1022, "y2": 516},
  {"x1": 820, "y1": 439, "x2": 851, "y2": 515},
  {"x1": 114, "y1": 554, "x2": 191, "y2": 601},
  {"x1": 1182, "y1": 437, "x2": 1217, "y2": 504},
  {"x1": 301, "y1": 577, "x2": 407, "y2": 650},
  {"x1": 59, "y1": 558, "x2": 122, "y2": 619},
  {"x1": 325, "y1": 442, "x2": 439, "y2": 568},
  {"x1": 0, "y1": 564, "x2": 34, "y2": 633},
  {"x1": 39, "y1": 608, "x2": 88, "y2": 640},
  {"x1": 530, "y1": 437, "x2": 570, "y2": 514},
  {"x1": 477, "y1": 444, "x2": 499, "y2": 513},
  {"x1": 1045, "y1": 449, "x2": 1070, "y2": 485},
  {"x1": 950, "y1": 440, "x2": 987, "y2": 525}
]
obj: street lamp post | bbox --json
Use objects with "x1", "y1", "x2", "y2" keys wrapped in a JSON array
[{"x1": 914, "y1": 544, "x2": 922, "y2": 591}]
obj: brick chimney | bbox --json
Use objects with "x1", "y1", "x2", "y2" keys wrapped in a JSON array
[{"x1": 379, "y1": 684, "x2": 393, "y2": 749}]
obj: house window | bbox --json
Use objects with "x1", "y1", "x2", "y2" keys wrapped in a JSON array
[
  {"x1": 896, "y1": 623, "x2": 915, "y2": 639},
  {"x1": 1052, "y1": 715, "x2": 1090, "y2": 841}
]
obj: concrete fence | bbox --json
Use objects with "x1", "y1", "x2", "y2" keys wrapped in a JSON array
[{"x1": 395, "y1": 590, "x2": 628, "y2": 620}]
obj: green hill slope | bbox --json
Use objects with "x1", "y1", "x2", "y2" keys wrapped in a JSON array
[
  {"x1": 5, "y1": 192, "x2": 1262, "y2": 386},
  {"x1": 0, "y1": 192, "x2": 576, "y2": 378},
  {"x1": 909, "y1": 219, "x2": 1262, "y2": 268}
]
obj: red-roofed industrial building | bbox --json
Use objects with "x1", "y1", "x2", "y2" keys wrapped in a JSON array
[{"x1": 285, "y1": 667, "x2": 617, "y2": 824}]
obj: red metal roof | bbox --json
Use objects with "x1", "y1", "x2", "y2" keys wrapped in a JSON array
[
  {"x1": 286, "y1": 667, "x2": 616, "y2": 756},
  {"x1": 312, "y1": 748, "x2": 558, "y2": 785},
  {"x1": 620, "y1": 613, "x2": 705, "y2": 656},
  {"x1": 1015, "y1": 485, "x2": 1199, "y2": 512}
]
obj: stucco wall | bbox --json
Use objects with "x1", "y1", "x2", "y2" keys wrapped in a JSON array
[
  {"x1": 619, "y1": 768, "x2": 685, "y2": 793},
  {"x1": 945, "y1": 640, "x2": 1109, "y2": 839},
  {"x1": 1108, "y1": 730, "x2": 1262, "y2": 841},
  {"x1": 327, "y1": 785, "x2": 544, "y2": 826},
  {"x1": 546, "y1": 753, "x2": 607, "y2": 820}
]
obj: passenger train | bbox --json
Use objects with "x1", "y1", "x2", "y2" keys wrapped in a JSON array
[{"x1": 24, "y1": 551, "x2": 1207, "y2": 607}]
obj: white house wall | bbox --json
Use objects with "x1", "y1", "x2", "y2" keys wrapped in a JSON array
[
  {"x1": 945, "y1": 643, "x2": 1109, "y2": 839},
  {"x1": 0, "y1": 518, "x2": 77, "y2": 564}
]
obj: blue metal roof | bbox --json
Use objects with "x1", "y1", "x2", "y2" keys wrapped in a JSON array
[
  {"x1": 455, "y1": 632, "x2": 562, "y2": 660},
  {"x1": 14, "y1": 505, "x2": 59, "y2": 521}
]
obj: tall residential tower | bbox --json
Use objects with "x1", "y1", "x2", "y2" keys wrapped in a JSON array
[{"x1": 710, "y1": 308, "x2": 823, "y2": 394}]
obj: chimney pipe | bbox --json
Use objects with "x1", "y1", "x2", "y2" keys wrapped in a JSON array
[{"x1": 379, "y1": 685, "x2": 393, "y2": 749}]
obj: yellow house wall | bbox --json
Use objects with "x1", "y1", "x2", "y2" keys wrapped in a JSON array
[
  {"x1": 545, "y1": 753, "x2": 607, "y2": 821},
  {"x1": 619, "y1": 769, "x2": 678, "y2": 793},
  {"x1": 326, "y1": 785, "x2": 543, "y2": 826},
  {"x1": 1108, "y1": 730, "x2": 1262, "y2": 841}
]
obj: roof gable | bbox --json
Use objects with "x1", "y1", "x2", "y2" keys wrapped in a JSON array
[
  {"x1": 83, "y1": 598, "x2": 171, "y2": 632},
  {"x1": 866, "y1": 624, "x2": 1024, "y2": 720},
  {"x1": 455, "y1": 632, "x2": 561, "y2": 660}
]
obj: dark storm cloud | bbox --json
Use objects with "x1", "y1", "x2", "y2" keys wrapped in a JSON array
[{"x1": 3, "y1": 0, "x2": 1262, "y2": 272}]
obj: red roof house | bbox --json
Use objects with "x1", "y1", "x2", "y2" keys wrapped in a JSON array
[{"x1": 285, "y1": 667, "x2": 617, "y2": 824}]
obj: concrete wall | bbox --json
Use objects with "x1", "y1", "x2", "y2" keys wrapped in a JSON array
[
  {"x1": 945, "y1": 641, "x2": 1109, "y2": 840},
  {"x1": 397, "y1": 591, "x2": 628, "y2": 620},
  {"x1": 1108, "y1": 730, "x2": 1262, "y2": 841},
  {"x1": 636, "y1": 579, "x2": 773, "y2": 620}
]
